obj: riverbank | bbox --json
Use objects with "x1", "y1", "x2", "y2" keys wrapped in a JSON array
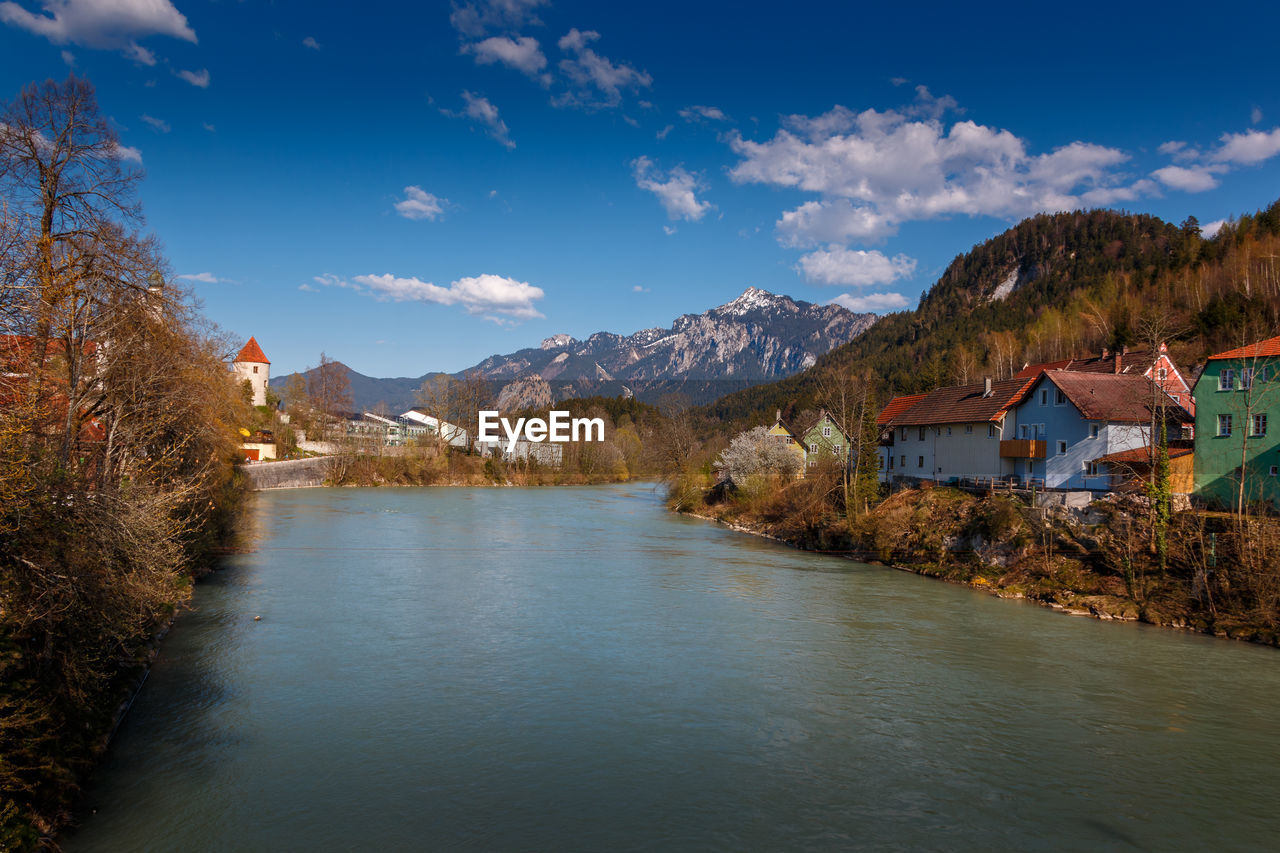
[{"x1": 678, "y1": 482, "x2": 1280, "y2": 647}]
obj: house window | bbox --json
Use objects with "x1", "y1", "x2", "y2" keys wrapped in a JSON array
[
  {"x1": 1057, "y1": 440, "x2": 1067, "y2": 455},
  {"x1": 900, "y1": 455, "x2": 906, "y2": 467},
  {"x1": 252, "y1": 365, "x2": 259, "y2": 374},
  {"x1": 918, "y1": 427, "x2": 926, "y2": 441},
  {"x1": 809, "y1": 443, "x2": 818, "y2": 453},
  {"x1": 1026, "y1": 460, "x2": 1034, "y2": 475},
  {"x1": 1252, "y1": 414, "x2": 1268, "y2": 437},
  {"x1": 809, "y1": 459, "x2": 817, "y2": 467},
  {"x1": 965, "y1": 425, "x2": 973, "y2": 434},
  {"x1": 1158, "y1": 367, "x2": 1168, "y2": 380},
  {"x1": 1085, "y1": 460, "x2": 1100, "y2": 476},
  {"x1": 1021, "y1": 424, "x2": 1029, "y2": 439},
  {"x1": 1220, "y1": 369, "x2": 1235, "y2": 390},
  {"x1": 822, "y1": 426, "x2": 832, "y2": 437},
  {"x1": 1171, "y1": 395, "x2": 1180, "y2": 402},
  {"x1": 833, "y1": 444, "x2": 842, "y2": 455},
  {"x1": 918, "y1": 456, "x2": 924, "y2": 468},
  {"x1": 900, "y1": 427, "x2": 907, "y2": 440},
  {"x1": 1091, "y1": 424, "x2": 1100, "y2": 439},
  {"x1": 946, "y1": 426, "x2": 952, "y2": 436},
  {"x1": 1242, "y1": 368, "x2": 1255, "y2": 389},
  {"x1": 988, "y1": 424, "x2": 997, "y2": 438},
  {"x1": 1271, "y1": 466, "x2": 1278, "y2": 477},
  {"x1": 1055, "y1": 390, "x2": 1066, "y2": 405},
  {"x1": 1040, "y1": 390, "x2": 1048, "y2": 405},
  {"x1": 888, "y1": 456, "x2": 895, "y2": 469},
  {"x1": 1218, "y1": 414, "x2": 1233, "y2": 437}
]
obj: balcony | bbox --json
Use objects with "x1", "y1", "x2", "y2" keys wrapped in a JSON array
[{"x1": 999, "y1": 439, "x2": 1046, "y2": 459}]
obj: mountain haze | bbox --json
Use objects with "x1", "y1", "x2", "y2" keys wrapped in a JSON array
[{"x1": 276, "y1": 288, "x2": 877, "y2": 411}]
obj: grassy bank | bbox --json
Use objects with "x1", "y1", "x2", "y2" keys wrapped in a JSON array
[{"x1": 677, "y1": 477, "x2": 1280, "y2": 646}]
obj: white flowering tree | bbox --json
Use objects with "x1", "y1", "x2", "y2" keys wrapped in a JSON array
[{"x1": 715, "y1": 425, "x2": 803, "y2": 488}]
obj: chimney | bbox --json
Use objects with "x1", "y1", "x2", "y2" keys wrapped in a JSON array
[
  {"x1": 1114, "y1": 350, "x2": 1122, "y2": 374},
  {"x1": 1159, "y1": 341, "x2": 1168, "y2": 353},
  {"x1": 1101, "y1": 347, "x2": 1109, "y2": 359},
  {"x1": 775, "y1": 409, "x2": 782, "y2": 424},
  {"x1": 983, "y1": 376, "x2": 993, "y2": 397}
]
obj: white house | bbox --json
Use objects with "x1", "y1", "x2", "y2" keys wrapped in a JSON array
[{"x1": 400, "y1": 408, "x2": 470, "y2": 449}]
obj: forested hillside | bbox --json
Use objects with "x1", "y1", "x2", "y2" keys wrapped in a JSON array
[{"x1": 705, "y1": 199, "x2": 1280, "y2": 428}]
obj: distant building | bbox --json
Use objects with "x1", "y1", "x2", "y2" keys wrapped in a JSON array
[
  {"x1": 1192, "y1": 335, "x2": 1280, "y2": 511},
  {"x1": 400, "y1": 409, "x2": 470, "y2": 449},
  {"x1": 798, "y1": 409, "x2": 850, "y2": 469},
  {"x1": 232, "y1": 337, "x2": 270, "y2": 407},
  {"x1": 766, "y1": 409, "x2": 807, "y2": 478},
  {"x1": 876, "y1": 392, "x2": 927, "y2": 482}
]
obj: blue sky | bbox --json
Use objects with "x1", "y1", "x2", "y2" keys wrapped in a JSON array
[{"x1": 4, "y1": 1, "x2": 1280, "y2": 378}]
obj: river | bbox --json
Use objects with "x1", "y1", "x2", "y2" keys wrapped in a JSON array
[{"x1": 65, "y1": 484, "x2": 1280, "y2": 851}]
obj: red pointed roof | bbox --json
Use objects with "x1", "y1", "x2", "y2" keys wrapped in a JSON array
[
  {"x1": 234, "y1": 336, "x2": 270, "y2": 364},
  {"x1": 1207, "y1": 335, "x2": 1280, "y2": 361}
]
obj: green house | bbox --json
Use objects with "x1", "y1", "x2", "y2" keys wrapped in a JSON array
[
  {"x1": 1193, "y1": 335, "x2": 1280, "y2": 511},
  {"x1": 799, "y1": 410, "x2": 851, "y2": 470}
]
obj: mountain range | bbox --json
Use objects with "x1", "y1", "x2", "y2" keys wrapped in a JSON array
[{"x1": 276, "y1": 287, "x2": 877, "y2": 412}]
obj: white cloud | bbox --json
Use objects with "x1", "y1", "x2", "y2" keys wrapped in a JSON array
[
  {"x1": 679, "y1": 105, "x2": 728, "y2": 123},
  {"x1": 443, "y1": 91, "x2": 515, "y2": 149},
  {"x1": 60, "y1": 48, "x2": 73, "y2": 64},
  {"x1": 631, "y1": 156, "x2": 712, "y2": 221},
  {"x1": 662, "y1": 225, "x2": 676, "y2": 235},
  {"x1": 394, "y1": 186, "x2": 447, "y2": 221},
  {"x1": 177, "y1": 272, "x2": 225, "y2": 284},
  {"x1": 1200, "y1": 219, "x2": 1228, "y2": 238},
  {"x1": 302, "y1": 35, "x2": 320, "y2": 50},
  {"x1": 450, "y1": 0, "x2": 547, "y2": 38},
  {"x1": 1152, "y1": 164, "x2": 1225, "y2": 193},
  {"x1": 1252, "y1": 106, "x2": 1263, "y2": 125},
  {"x1": 777, "y1": 199, "x2": 896, "y2": 246},
  {"x1": 729, "y1": 93, "x2": 1153, "y2": 249},
  {"x1": 463, "y1": 35, "x2": 546, "y2": 76},
  {"x1": 796, "y1": 247, "x2": 917, "y2": 287},
  {"x1": 828, "y1": 292, "x2": 911, "y2": 312},
  {"x1": 1211, "y1": 127, "x2": 1280, "y2": 166},
  {"x1": 0, "y1": 0, "x2": 196, "y2": 63},
  {"x1": 111, "y1": 143, "x2": 141, "y2": 162},
  {"x1": 555, "y1": 28, "x2": 651, "y2": 109},
  {"x1": 140, "y1": 113, "x2": 169, "y2": 133},
  {"x1": 202, "y1": 122, "x2": 215, "y2": 132},
  {"x1": 632, "y1": 285, "x2": 649, "y2": 292},
  {"x1": 656, "y1": 124, "x2": 673, "y2": 140},
  {"x1": 298, "y1": 283, "x2": 318, "y2": 292},
  {"x1": 352, "y1": 272, "x2": 544, "y2": 321},
  {"x1": 176, "y1": 67, "x2": 209, "y2": 88}
]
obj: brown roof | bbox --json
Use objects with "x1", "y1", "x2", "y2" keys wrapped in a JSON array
[
  {"x1": 234, "y1": 336, "x2": 270, "y2": 364},
  {"x1": 877, "y1": 393, "x2": 928, "y2": 426},
  {"x1": 1016, "y1": 350, "x2": 1160, "y2": 378},
  {"x1": 1041, "y1": 371, "x2": 1192, "y2": 423},
  {"x1": 1097, "y1": 445, "x2": 1193, "y2": 466},
  {"x1": 1208, "y1": 334, "x2": 1280, "y2": 361},
  {"x1": 888, "y1": 377, "x2": 1035, "y2": 426}
]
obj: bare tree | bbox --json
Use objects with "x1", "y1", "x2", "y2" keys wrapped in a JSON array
[{"x1": 307, "y1": 352, "x2": 352, "y2": 440}]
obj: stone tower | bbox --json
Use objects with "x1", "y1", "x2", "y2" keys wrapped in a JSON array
[{"x1": 233, "y1": 337, "x2": 270, "y2": 407}]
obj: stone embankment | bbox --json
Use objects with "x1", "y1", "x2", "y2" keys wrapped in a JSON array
[{"x1": 239, "y1": 457, "x2": 333, "y2": 489}]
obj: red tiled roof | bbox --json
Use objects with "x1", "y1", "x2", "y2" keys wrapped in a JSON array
[
  {"x1": 1207, "y1": 335, "x2": 1280, "y2": 361},
  {"x1": 1043, "y1": 372, "x2": 1192, "y2": 423},
  {"x1": 887, "y1": 377, "x2": 1035, "y2": 426},
  {"x1": 876, "y1": 393, "x2": 927, "y2": 426},
  {"x1": 234, "y1": 336, "x2": 270, "y2": 364}
]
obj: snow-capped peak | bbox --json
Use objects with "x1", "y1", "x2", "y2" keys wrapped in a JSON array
[
  {"x1": 716, "y1": 286, "x2": 788, "y2": 316},
  {"x1": 540, "y1": 334, "x2": 577, "y2": 350}
]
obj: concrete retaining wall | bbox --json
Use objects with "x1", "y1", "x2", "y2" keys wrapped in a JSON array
[{"x1": 239, "y1": 456, "x2": 334, "y2": 490}]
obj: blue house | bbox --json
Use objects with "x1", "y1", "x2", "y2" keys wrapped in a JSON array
[{"x1": 1008, "y1": 371, "x2": 1191, "y2": 490}]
